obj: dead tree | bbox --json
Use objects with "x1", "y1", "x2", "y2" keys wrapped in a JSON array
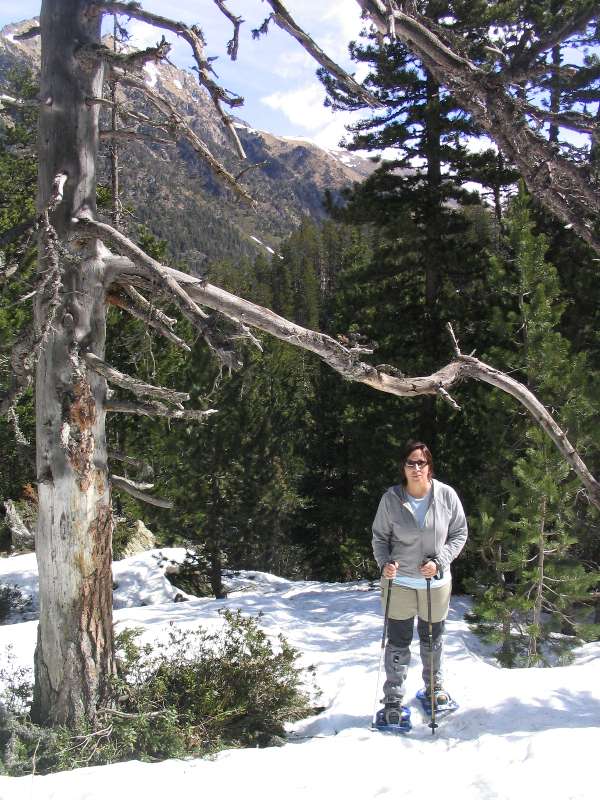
[{"x1": 1, "y1": 0, "x2": 599, "y2": 728}]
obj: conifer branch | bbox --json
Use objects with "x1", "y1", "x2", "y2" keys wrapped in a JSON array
[
  {"x1": 355, "y1": 0, "x2": 600, "y2": 255},
  {"x1": 13, "y1": 25, "x2": 41, "y2": 40},
  {"x1": 107, "y1": 449, "x2": 153, "y2": 477}
]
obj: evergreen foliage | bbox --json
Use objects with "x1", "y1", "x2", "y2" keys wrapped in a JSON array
[
  {"x1": 0, "y1": 67, "x2": 37, "y2": 507},
  {"x1": 0, "y1": 611, "x2": 317, "y2": 775},
  {"x1": 467, "y1": 188, "x2": 600, "y2": 665}
]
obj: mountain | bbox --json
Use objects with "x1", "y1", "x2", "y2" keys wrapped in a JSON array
[{"x1": 0, "y1": 19, "x2": 376, "y2": 267}]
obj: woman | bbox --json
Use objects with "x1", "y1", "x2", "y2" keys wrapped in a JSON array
[{"x1": 371, "y1": 440, "x2": 467, "y2": 725}]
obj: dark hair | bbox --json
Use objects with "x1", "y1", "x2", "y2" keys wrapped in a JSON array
[{"x1": 401, "y1": 440, "x2": 434, "y2": 485}]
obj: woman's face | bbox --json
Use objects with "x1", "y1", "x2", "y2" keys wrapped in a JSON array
[{"x1": 404, "y1": 448, "x2": 430, "y2": 487}]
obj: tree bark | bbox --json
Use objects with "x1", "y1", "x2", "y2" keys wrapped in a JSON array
[
  {"x1": 32, "y1": 0, "x2": 115, "y2": 727},
  {"x1": 527, "y1": 496, "x2": 547, "y2": 665}
]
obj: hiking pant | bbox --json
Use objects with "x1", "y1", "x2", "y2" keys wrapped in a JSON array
[{"x1": 380, "y1": 582, "x2": 451, "y2": 704}]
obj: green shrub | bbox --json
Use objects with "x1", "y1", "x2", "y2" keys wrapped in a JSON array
[
  {"x1": 0, "y1": 585, "x2": 32, "y2": 623},
  {"x1": 0, "y1": 610, "x2": 320, "y2": 775}
]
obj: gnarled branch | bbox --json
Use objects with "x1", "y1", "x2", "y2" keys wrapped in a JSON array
[
  {"x1": 111, "y1": 474, "x2": 173, "y2": 508},
  {"x1": 106, "y1": 291, "x2": 191, "y2": 351},
  {"x1": 109, "y1": 69, "x2": 253, "y2": 202},
  {"x1": 76, "y1": 38, "x2": 171, "y2": 72},
  {"x1": 213, "y1": 0, "x2": 243, "y2": 60},
  {"x1": 83, "y1": 352, "x2": 189, "y2": 407},
  {"x1": 88, "y1": 1, "x2": 247, "y2": 157},
  {"x1": 106, "y1": 399, "x2": 217, "y2": 421},
  {"x1": 72, "y1": 218, "x2": 600, "y2": 508}
]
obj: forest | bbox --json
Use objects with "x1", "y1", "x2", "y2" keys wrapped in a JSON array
[{"x1": 0, "y1": 0, "x2": 599, "y2": 765}]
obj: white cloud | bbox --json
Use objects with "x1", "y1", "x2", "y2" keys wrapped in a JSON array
[
  {"x1": 273, "y1": 49, "x2": 315, "y2": 80},
  {"x1": 261, "y1": 84, "x2": 334, "y2": 130},
  {"x1": 261, "y1": 82, "x2": 365, "y2": 149}
]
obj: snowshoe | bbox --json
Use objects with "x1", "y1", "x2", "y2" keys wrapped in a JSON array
[
  {"x1": 416, "y1": 687, "x2": 458, "y2": 718},
  {"x1": 373, "y1": 704, "x2": 412, "y2": 734}
]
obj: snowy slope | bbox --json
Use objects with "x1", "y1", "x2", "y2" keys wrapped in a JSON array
[{"x1": 0, "y1": 550, "x2": 599, "y2": 800}]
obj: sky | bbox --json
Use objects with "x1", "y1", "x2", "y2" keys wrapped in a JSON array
[
  {"x1": 0, "y1": 0, "x2": 371, "y2": 149},
  {"x1": 1, "y1": 547, "x2": 599, "y2": 799}
]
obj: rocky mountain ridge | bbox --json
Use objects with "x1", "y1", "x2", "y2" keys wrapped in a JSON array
[{"x1": 1, "y1": 18, "x2": 375, "y2": 266}]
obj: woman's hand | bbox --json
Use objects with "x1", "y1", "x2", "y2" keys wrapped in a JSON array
[
  {"x1": 382, "y1": 561, "x2": 398, "y2": 579},
  {"x1": 419, "y1": 560, "x2": 437, "y2": 579}
]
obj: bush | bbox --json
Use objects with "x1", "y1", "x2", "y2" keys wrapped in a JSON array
[
  {"x1": 0, "y1": 585, "x2": 32, "y2": 623},
  {"x1": 0, "y1": 610, "x2": 319, "y2": 775}
]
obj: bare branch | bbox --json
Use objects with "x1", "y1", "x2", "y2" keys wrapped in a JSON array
[
  {"x1": 109, "y1": 69, "x2": 253, "y2": 201},
  {"x1": 111, "y1": 474, "x2": 173, "y2": 508},
  {"x1": 520, "y1": 104, "x2": 599, "y2": 136},
  {"x1": 163, "y1": 267, "x2": 600, "y2": 509},
  {"x1": 75, "y1": 218, "x2": 259, "y2": 369},
  {"x1": 457, "y1": 353, "x2": 600, "y2": 508},
  {"x1": 99, "y1": 128, "x2": 174, "y2": 144},
  {"x1": 83, "y1": 352, "x2": 189, "y2": 406},
  {"x1": 447, "y1": 322, "x2": 461, "y2": 357},
  {"x1": 77, "y1": 38, "x2": 171, "y2": 72},
  {"x1": 122, "y1": 285, "x2": 176, "y2": 327},
  {"x1": 13, "y1": 25, "x2": 41, "y2": 40},
  {"x1": 76, "y1": 220, "x2": 600, "y2": 507},
  {"x1": 436, "y1": 385, "x2": 461, "y2": 411},
  {"x1": 88, "y1": 1, "x2": 247, "y2": 157},
  {"x1": 0, "y1": 94, "x2": 39, "y2": 109},
  {"x1": 0, "y1": 218, "x2": 36, "y2": 248},
  {"x1": 108, "y1": 449, "x2": 153, "y2": 477},
  {"x1": 260, "y1": 1, "x2": 381, "y2": 109},
  {"x1": 75, "y1": 218, "x2": 212, "y2": 333},
  {"x1": 213, "y1": 0, "x2": 243, "y2": 60},
  {"x1": 106, "y1": 291, "x2": 191, "y2": 351},
  {"x1": 106, "y1": 399, "x2": 217, "y2": 421}
]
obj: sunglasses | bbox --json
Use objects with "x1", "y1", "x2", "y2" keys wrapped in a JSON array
[{"x1": 405, "y1": 460, "x2": 428, "y2": 470}]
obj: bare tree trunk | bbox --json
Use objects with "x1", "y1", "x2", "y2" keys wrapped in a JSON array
[
  {"x1": 32, "y1": 0, "x2": 115, "y2": 727},
  {"x1": 527, "y1": 496, "x2": 547, "y2": 665},
  {"x1": 496, "y1": 545, "x2": 513, "y2": 665}
]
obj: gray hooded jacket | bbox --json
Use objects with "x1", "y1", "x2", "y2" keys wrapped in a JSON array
[{"x1": 372, "y1": 479, "x2": 468, "y2": 577}]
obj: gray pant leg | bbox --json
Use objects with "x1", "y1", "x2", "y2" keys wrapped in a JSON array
[
  {"x1": 417, "y1": 618, "x2": 445, "y2": 689},
  {"x1": 382, "y1": 618, "x2": 413, "y2": 704}
]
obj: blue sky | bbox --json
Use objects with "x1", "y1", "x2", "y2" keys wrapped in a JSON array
[{"x1": 0, "y1": 0, "x2": 369, "y2": 148}]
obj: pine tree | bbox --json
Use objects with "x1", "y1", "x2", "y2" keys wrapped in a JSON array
[{"x1": 469, "y1": 187, "x2": 600, "y2": 665}]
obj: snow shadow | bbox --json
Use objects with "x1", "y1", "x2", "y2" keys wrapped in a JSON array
[{"x1": 442, "y1": 688, "x2": 600, "y2": 740}]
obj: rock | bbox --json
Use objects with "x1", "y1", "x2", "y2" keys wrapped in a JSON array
[
  {"x1": 3, "y1": 500, "x2": 35, "y2": 552},
  {"x1": 120, "y1": 520, "x2": 157, "y2": 557}
]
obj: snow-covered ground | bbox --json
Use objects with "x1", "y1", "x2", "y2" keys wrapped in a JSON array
[{"x1": 0, "y1": 548, "x2": 599, "y2": 800}]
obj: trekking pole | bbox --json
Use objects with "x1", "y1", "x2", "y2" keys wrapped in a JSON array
[
  {"x1": 426, "y1": 577, "x2": 438, "y2": 736},
  {"x1": 371, "y1": 575, "x2": 393, "y2": 728}
]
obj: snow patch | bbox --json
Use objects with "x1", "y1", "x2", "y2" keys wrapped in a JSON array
[
  {"x1": 144, "y1": 62, "x2": 160, "y2": 88},
  {"x1": 1, "y1": 552, "x2": 599, "y2": 799}
]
